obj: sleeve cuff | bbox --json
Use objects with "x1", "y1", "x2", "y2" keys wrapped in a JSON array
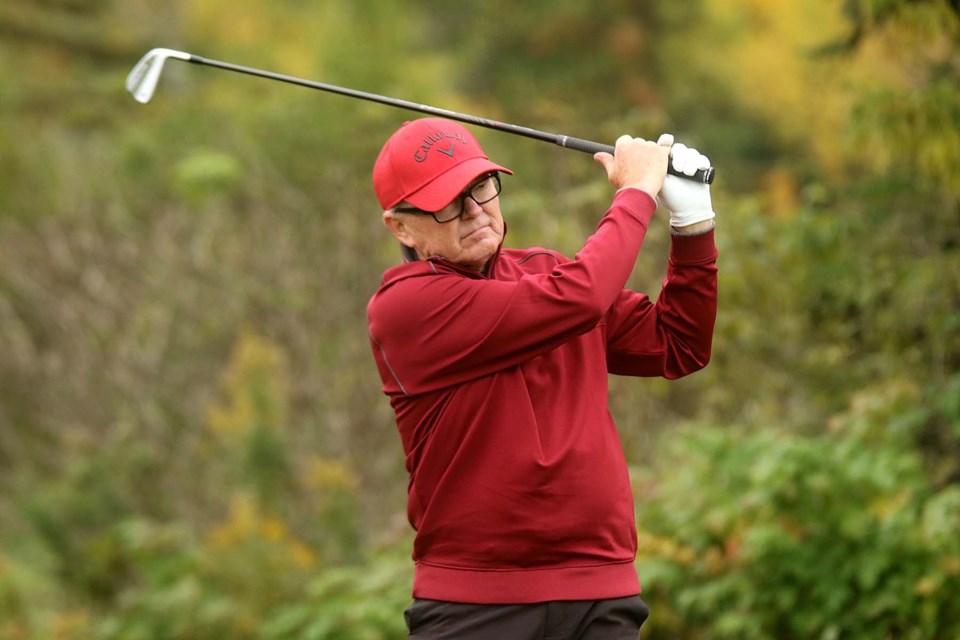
[
  {"x1": 612, "y1": 188, "x2": 658, "y2": 224},
  {"x1": 670, "y1": 226, "x2": 718, "y2": 264}
]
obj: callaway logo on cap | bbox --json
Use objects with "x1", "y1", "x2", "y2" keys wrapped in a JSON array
[{"x1": 373, "y1": 118, "x2": 513, "y2": 211}]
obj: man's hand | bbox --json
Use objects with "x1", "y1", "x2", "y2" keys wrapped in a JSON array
[
  {"x1": 594, "y1": 134, "x2": 672, "y2": 198},
  {"x1": 657, "y1": 141, "x2": 716, "y2": 231}
]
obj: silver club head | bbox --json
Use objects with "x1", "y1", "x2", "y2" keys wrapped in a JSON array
[{"x1": 126, "y1": 48, "x2": 192, "y2": 103}]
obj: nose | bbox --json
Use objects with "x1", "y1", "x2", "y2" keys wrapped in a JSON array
[{"x1": 461, "y1": 195, "x2": 484, "y2": 218}]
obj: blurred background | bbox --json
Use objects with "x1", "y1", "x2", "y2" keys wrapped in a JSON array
[{"x1": 1, "y1": 0, "x2": 958, "y2": 638}]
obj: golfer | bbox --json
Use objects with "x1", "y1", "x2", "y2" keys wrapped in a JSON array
[{"x1": 367, "y1": 117, "x2": 718, "y2": 639}]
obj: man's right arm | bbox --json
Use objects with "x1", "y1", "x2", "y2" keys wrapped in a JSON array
[
  {"x1": 369, "y1": 137, "x2": 673, "y2": 396},
  {"x1": 368, "y1": 190, "x2": 656, "y2": 396}
]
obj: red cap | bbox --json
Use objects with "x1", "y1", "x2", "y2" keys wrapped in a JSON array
[{"x1": 372, "y1": 118, "x2": 513, "y2": 210}]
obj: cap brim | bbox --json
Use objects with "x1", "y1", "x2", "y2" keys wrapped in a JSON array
[{"x1": 402, "y1": 157, "x2": 513, "y2": 211}]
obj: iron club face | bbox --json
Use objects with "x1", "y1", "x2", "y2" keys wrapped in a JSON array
[{"x1": 126, "y1": 48, "x2": 192, "y2": 104}]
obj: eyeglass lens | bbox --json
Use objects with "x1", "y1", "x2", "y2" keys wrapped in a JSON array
[{"x1": 433, "y1": 174, "x2": 501, "y2": 223}]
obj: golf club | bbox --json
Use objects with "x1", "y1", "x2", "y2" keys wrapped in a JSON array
[{"x1": 126, "y1": 48, "x2": 715, "y2": 184}]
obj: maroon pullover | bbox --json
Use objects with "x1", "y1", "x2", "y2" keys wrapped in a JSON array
[{"x1": 367, "y1": 189, "x2": 718, "y2": 603}]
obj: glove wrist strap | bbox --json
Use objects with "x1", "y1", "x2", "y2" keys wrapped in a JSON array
[{"x1": 669, "y1": 209, "x2": 716, "y2": 228}]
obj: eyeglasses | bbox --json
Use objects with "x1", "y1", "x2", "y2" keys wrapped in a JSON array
[{"x1": 393, "y1": 173, "x2": 501, "y2": 224}]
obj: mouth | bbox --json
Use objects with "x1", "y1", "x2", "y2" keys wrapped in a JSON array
[{"x1": 462, "y1": 224, "x2": 491, "y2": 241}]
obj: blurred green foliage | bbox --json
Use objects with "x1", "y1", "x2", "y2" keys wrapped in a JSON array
[
  {"x1": 635, "y1": 386, "x2": 960, "y2": 638},
  {"x1": 0, "y1": 0, "x2": 958, "y2": 638}
]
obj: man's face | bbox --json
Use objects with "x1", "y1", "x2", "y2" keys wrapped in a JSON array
[{"x1": 383, "y1": 174, "x2": 505, "y2": 273}]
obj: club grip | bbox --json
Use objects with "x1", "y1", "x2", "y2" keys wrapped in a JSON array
[{"x1": 558, "y1": 135, "x2": 715, "y2": 185}]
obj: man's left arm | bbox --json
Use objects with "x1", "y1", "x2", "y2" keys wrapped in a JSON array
[
  {"x1": 605, "y1": 141, "x2": 719, "y2": 379},
  {"x1": 604, "y1": 227, "x2": 718, "y2": 378}
]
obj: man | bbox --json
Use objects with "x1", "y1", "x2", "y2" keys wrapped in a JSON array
[{"x1": 367, "y1": 117, "x2": 717, "y2": 639}]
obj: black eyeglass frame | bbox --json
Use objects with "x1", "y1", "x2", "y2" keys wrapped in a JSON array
[{"x1": 393, "y1": 173, "x2": 502, "y2": 224}]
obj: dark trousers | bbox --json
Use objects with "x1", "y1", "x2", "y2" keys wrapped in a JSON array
[{"x1": 405, "y1": 596, "x2": 649, "y2": 639}]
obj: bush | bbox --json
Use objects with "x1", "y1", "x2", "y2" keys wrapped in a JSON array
[{"x1": 634, "y1": 406, "x2": 960, "y2": 639}]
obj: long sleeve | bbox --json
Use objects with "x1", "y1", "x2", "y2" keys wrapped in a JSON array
[
  {"x1": 368, "y1": 189, "x2": 659, "y2": 395},
  {"x1": 604, "y1": 228, "x2": 718, "y2": 378}
]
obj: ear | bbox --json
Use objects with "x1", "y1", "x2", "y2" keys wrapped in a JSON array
[{"x1": 383, "y1": 210, "x2": 416, "y2": 248}]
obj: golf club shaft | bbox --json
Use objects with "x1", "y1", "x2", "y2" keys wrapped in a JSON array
[{"x1": 184, "y1": 54, "x2": 714, "y2": 185}]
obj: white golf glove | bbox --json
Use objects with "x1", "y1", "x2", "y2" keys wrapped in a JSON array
[{"x1": 656, "y1": 135, "x2": 715, "y2": 229}]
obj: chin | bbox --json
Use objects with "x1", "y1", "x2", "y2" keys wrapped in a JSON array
[
  {"x1": 457, "y1": 246, "x2": 496, "y2": 271},
  {"x1": 470, "y1": 238, "x2": 499, "y2": 258}
]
